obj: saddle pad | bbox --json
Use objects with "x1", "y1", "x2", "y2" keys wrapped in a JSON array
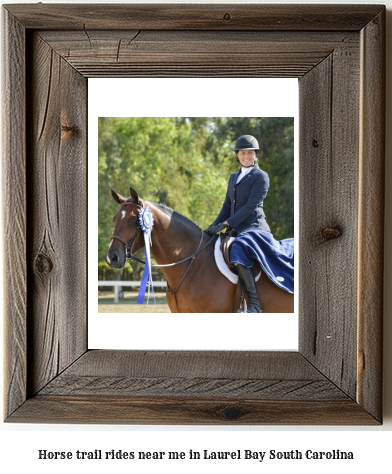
[{"x1": 214, "y1": 238, "x2": 260, "y2": 284}]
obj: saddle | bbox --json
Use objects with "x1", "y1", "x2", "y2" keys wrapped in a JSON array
[
  {"x1": 219, "y1": 231, "x2": 238, "y2": 274},
  {"x1": 218, "y1": 230, "x2": 262, "y2": 281}
]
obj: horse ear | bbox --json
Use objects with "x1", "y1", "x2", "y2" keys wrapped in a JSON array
[
  {"x1": 129, "y1": 187, "x2": 141, "y2": 204},
  {"x1": 111, "y1": 190, "x2": 126, "y2": 204}
]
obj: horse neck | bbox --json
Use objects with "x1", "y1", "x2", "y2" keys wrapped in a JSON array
[{"x1": 148, "y1": 202, "x2": 202, "y2": 267}]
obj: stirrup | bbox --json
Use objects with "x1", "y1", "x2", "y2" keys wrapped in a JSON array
[
  {"x1": 237, "y1": 294, "x2": 247, "y2": 313},
  {"x1": 237, "y1": 300, "x2": 263, "y2": 313}
]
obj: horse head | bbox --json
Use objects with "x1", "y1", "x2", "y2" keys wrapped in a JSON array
[{"x1": 105, "y1": 187, "x2": 145, "y2": 269}]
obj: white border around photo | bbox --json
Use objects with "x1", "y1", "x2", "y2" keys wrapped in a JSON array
[{"x1": 89, "y1": 78, "x2": 299, "y2": 350}]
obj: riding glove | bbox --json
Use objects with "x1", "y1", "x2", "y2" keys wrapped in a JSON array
[{"x1": 204, "y1": 222, "x2": 227, "y2": 235}]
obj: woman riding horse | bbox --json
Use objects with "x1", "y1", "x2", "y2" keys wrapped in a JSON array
[
  {"x1": 106, "y1": 134, "x2": 293, "y2": 313},
  {"x1": 205, "y1": 134, "x2": 273, "y2": 314}
]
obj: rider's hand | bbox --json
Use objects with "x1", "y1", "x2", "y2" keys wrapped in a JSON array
[{"x1": 204, "y1": 223, "x2": 227, "y2": 235}]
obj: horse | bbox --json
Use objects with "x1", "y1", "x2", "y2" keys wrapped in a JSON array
[{"x1": 105, "y1": 187, "x2": 294, "y2": 313}]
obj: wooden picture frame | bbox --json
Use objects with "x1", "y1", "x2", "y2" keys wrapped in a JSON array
[{"x1": 3, "y1": 4, "x2": 385, "y2": 424}]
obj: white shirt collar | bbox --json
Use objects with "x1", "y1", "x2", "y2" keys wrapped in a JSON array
[{"x1": 236, "y1": 165, "x2": 254, "y2": 183}]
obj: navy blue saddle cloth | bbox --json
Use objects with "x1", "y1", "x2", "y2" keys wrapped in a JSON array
[{"x1": 230, "y1": 230, "x2": 294, "y2": 294}]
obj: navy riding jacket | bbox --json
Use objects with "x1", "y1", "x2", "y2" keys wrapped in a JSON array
[{"x1": 212, "y1": 164, "x2": 271, "y2": 233}]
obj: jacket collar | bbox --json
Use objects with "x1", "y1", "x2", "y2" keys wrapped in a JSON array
[{"x1": 235, "y1": 163, "x2": 259, "y2": 184}]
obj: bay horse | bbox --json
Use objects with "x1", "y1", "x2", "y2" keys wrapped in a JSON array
[{"x1": 105, "y1": 187, "x2": 294, "y2": 313}]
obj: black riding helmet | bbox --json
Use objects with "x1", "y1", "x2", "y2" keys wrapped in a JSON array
[
  {"x1": 233, "y1": 135, "x2": 260, "y2": 152},
  {"x1": 233, "y1": 135, "x2": 259, "y2": 163}
]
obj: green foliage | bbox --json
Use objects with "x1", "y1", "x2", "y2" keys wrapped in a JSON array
[{"x1": 98, "y1": 117, "x2": 294, "y2": 278}]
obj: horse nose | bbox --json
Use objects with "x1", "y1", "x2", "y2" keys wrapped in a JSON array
[{"x1": 105, "y1": 250, "x2": 118, "y2": 266}]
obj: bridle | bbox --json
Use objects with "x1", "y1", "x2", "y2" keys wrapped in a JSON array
[
  {"x1": 110, "y1": 227, "x2": 141, "y2": 261},
  {"x1": 110, "y1": 202, "x2": 216, "y2": 268},
  {"x1": 109, "y1": 201, "x2": 216, "y2": 310},
  {"x1": 110, "y1": 200, "x2": 143, "y2": 261}
]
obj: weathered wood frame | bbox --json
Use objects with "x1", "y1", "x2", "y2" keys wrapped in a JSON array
[{"x1": 2, "y1": 4, "x2": 385, "y2": 424}]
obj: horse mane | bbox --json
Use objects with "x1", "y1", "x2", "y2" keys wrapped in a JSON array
[{"x1": 149, "y1": 201, "x2": 202, "y2": 232}]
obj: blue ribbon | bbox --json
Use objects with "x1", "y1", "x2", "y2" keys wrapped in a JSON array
[{"x1": 137, "y1": 206, "x2": 156, "y2": 305}]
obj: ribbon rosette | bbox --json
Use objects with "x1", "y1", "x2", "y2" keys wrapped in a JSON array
[{"x1": 137, "y1": 205, "x2": 156, "y2": 305}]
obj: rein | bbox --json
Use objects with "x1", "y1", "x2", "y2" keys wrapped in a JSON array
[{"x1": 133, "y1": 232, "x2": 215, "y2": 267}]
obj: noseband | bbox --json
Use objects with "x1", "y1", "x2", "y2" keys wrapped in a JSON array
[{"x1": 110, "y1": 227, "x2": 141, "y2": 260}]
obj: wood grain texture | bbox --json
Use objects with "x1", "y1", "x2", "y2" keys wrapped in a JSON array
[
  {"x1": 55, "y1": 350, "x2": 328, "y2": 379},
  {"x1": 37, "y1": 351, "x2": 347, "y2": 400},
  {"x1": 2, "y1": 4, "x2": 385, "y2": 425},
  {"x1": 27, "y1": 33, "x2": 87, "y2": 395},
  {"x1": 357, "y1": 9, "x2": 385, "y2": 422},
  {"x1": 2, "y1": 9, "x2": 27, "y2": 419},
  {"x1": 299, "y1": 40, "x2": 360, "y2": 399},
  {"x1": 39, "y1": 377, "x2": 346, "y2": 400},
  {"x1": 8, "y1": 351, "x2": 378, "y2": 424},
  {"x1": 9, "y1": 396, "x2": 378, "y2": 425},
  {"x1": 4, "y1": 4, "x2": 384, "y2": 31},
  {"x1": 38, "y1": 30, "x2": 358, "y2": 78}
]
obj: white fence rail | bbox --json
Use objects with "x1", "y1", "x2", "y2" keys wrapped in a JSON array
[{"x1": 98, "y1": 280, "x2": 166, "y2": 303}]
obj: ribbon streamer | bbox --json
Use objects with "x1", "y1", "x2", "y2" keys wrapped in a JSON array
[{"x1": 137, "y1": 206, "x2": 156, "y2": 305}]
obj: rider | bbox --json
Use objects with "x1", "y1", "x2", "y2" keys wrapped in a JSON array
[{"x1": 204, "y1": 134, "x2": 270, "y2": 313}]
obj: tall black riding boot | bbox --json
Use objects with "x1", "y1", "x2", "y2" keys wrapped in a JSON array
[{"x1": 235, "y1": 264, "x2": 263, "y2": 313}]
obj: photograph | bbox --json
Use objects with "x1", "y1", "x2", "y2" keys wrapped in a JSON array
[{"x1": 99, "y1": 117, "x2": 295, "y2": 314}]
